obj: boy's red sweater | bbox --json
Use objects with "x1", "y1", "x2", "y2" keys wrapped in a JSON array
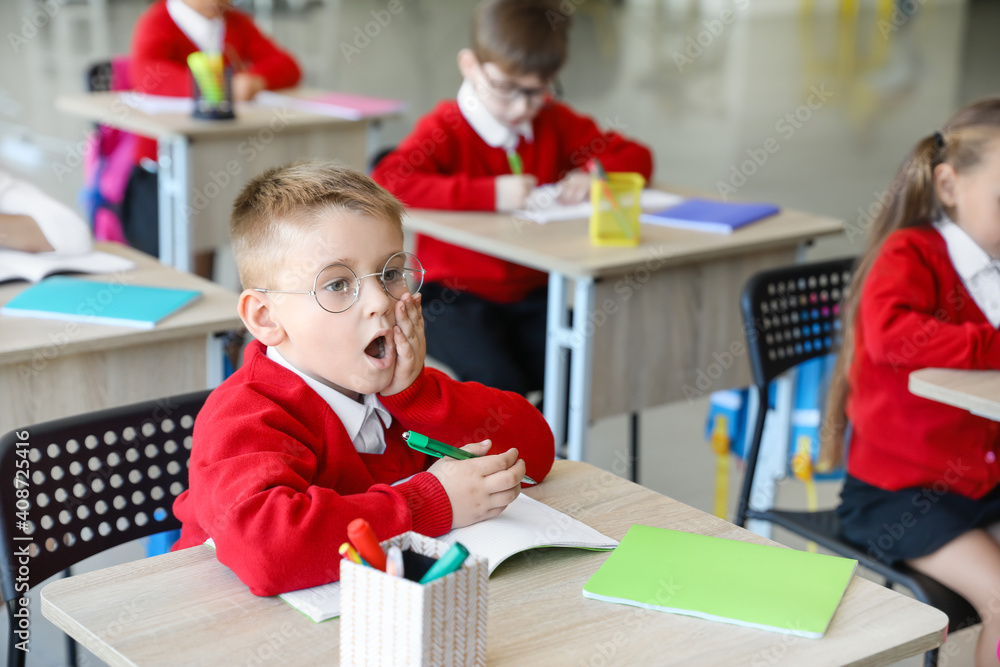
[
  {"x1": 847, "y1": 226, "x2": 1000, "y2": 498},
  {"x1": 172, "y1": 341, "x2": 554, "y2": 596},
  {"x1": 129, "y1": 0, "x2": 301, "y2": 164},
  {"x1": 371, "y1": 100, "x2": 654, "y2": 303}
]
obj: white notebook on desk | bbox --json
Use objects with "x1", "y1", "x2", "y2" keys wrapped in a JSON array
[
  {"x1": 513, "y1": 187, "x2": 683, "y2": 224},
  {"x1": 0, "y1": 249, "x2": 135, "y2": 284},
  {"x1": 272, "y1": 494, "x2": 618, "y2": 622}
]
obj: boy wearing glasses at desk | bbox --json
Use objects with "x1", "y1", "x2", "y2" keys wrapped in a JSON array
[
  {"x1": 372, "y1": 0, "x2": 653, "y2": 399},
  {"x1": 171, "y1": 161, "x2": 554, "y2": 597}
]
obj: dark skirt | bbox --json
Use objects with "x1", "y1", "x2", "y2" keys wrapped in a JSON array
[{"x1": 837, "y1": 474, "x2": 1000, "y2": 564}]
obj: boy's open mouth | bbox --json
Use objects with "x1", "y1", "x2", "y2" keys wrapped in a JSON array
[{"x1": 365, "y1": 335, "x2": 387, "y2": 360}]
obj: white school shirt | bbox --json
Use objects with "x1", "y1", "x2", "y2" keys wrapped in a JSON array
[
  {"x1": 167, "y1": 0, "x2": 225, "y2": 54},
  {"x1": 934, "y1": 215, "x2": 1000, "y2": 328},
  {"x1": 266, "y1": 347, "x2": 391, "y2": 454},
  {"x1": 456, "y1": 79, "x2": 533, "y2": 151},
  {"x1": 0, "y1": 169, "x2": 92, "y2": 254}
]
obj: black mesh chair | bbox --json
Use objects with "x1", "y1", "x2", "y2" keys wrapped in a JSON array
[
  {"x1": 734, "y1": 258, "x2": 978, "y2": 667},
  {"x1": 0, "y1": 390, "x2": 210, "y2": 667}
]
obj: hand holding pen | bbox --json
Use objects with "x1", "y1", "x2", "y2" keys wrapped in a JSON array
[{"x1": 416, "y1": 435, "x2": 527, "y2": 529}]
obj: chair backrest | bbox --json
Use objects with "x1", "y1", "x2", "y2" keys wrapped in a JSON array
[
  {"x1": 740, "y1": 257, "x2": 856, "y2": 389},
  {"x1": 0, "y1": 390, "x2": 211, "y2": 601}
]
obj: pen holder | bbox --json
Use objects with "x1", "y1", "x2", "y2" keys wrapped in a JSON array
[
  {"x1": 589, "y1": 172, "x2": 644, "y2": 246},
  {"x1": 190, "y1": 67, "x2": 235, "y2": 120},
  {"x1": 340, "y1": 531, "x2": 489, "y2": 667}
]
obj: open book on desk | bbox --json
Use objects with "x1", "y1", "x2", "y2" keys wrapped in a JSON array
[
  {"x1": 276, "y1": 494, "x2": 618, "y2": 622},
  {"x1": 0, "y1": 249, "x2": 136, "y2": 284},
  {"x1": 514, "y1": 187, "x2": 683, "y2": 224}
]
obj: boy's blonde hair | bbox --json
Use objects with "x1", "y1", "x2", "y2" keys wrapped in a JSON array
[
  {"x1": 230, "y1": 161, "x2": 405, "y2": 288},
  {"x1": 471, "y1": 0, "x2": 569, "y2": 78}
]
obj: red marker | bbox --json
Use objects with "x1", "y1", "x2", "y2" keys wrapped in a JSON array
[{"x1": 347, "y1": 518, "x2": 387, "y2": 571}]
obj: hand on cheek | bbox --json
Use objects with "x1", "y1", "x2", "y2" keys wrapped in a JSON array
[{"x1": 380, "y1": 293, "x2": 426, "y2": 396}]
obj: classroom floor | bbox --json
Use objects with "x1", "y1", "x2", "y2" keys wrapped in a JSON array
[{"x1": 2, "y1": 0, "x2": 998, "y2": 664}]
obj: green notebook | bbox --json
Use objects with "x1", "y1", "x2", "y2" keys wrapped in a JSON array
[
  {"x1": 1, "y1": 276, "x2": 201, "y2": 329},
  {"x1": 582, "y1": 525, "x2": 857, "y2": 638}
]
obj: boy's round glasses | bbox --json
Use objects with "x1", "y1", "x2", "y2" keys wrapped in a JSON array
[
  {"x1": 253, "y1": 252, "x2": 425, "y2": 314},
  {"x1": 480, "y1": 71, "x2": 558, "y2": 105}
]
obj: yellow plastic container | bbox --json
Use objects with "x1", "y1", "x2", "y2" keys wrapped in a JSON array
[{"x1": 589, "y1": 172, "x2": 645, "y2": 246}]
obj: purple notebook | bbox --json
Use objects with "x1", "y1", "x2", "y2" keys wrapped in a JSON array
[{"x1": 640, "y1": 199, "x2": 780, "y2": 234}]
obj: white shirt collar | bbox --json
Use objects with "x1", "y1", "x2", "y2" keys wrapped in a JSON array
[
  {"x1": 457, "y1": 79, "x2": 533, "y2": 150},
  {"x1": 934, "y1": 215, "x2": 1000, "y2": 328},
  {"x1": 167, "y1": 0, "x2": 225, "y2": 54},
  {"x1": 266, "y1": 346, "x2": 392, "y2": 453}
]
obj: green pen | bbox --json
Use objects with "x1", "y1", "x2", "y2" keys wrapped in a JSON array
[
  {"x1": 506, "y1": 149, "x2": 523, "y2": 175},
  {"x1": 403, "y1": 430, "x2": 537, "y2": 484}
]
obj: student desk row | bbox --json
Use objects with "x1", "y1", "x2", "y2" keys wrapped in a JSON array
[
  {"x1": 0, "y1": 244, "x2": 240, "y2": 435},
  {"x1": 909, "y1": 368, "x2": 1000, "y2": 422},
  {"x1": 40, "y1": 461, "x2": 945, "y2": 666},
  {"x1": 405, "y1": 203, "x2": 844, "y2": 461},
  {"x1": 55, "y1": 89, "x2": 393, "y2": 273}
]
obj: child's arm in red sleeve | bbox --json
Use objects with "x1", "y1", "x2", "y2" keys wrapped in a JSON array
[
  {"x1": 555, "y1": 105, "x2": 654, "y2": 183},
  {"x1": 861, "y1": 235, "x2": 1000, "y2": 370},
  {"x1": 371, "y1": 114, "x2": 498, "y2": 211},
  {"x1": 227, "y1": 12, "x2": 302, "y2": 90},
  {"x1": 186, "y1": 390, "x2": 451, "y2": 597},
  {"x1": 380, "y1": 367, "x2": 556, "y2": 484},
  {"x1": 129, "y1": 9, "x2": 194, "y2": 97}
]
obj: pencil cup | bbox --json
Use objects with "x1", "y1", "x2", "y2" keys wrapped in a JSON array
[
  {"x1": 190, "y1": 67, "x2": 235, "y2": 120},
  {"x1": 340, "y1": 531, "x2": 489, "y2": 667},
  {"x1": 589, "y1": 172, "x2": 645, "y2": 246}
]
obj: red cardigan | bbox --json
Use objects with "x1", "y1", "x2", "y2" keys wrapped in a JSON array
[
  {"x1": 371, "y1": 100, "x2": 654, "y2": 303},
  {"x1": 847, "y1": 226, "x2": 1000, "y2": 498},
  {"x1": 172, "y1": 341, "x2": 555, "y2": 596},
  {"x1": 129, "y1": 0, "x2": 302, "y2": 164}
]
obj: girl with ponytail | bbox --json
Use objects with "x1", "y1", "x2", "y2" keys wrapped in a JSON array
[{"x1": 824, "y1": 98, "x2": 1000, "y2": 667}]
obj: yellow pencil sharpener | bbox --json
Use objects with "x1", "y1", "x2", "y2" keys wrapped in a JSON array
[{"x1": 589, "y1": 172, "x2": 645, "y2": 247}]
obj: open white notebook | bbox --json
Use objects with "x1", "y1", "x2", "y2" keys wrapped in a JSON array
[
  {"x1": 276, "y1": 494, "x2": 618, "y2": 622},
  {"x1": 513, "y1": 187, "x2": 683, "y2": 224},
  {"x1": 0, "y1": 249, "x2": 135, "y2": 284}
]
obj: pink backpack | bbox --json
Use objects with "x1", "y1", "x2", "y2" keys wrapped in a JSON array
[{"x1": 81, "y1": 56, "x2": 136, "y2": 245}]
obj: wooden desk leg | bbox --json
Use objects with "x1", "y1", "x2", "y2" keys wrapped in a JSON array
[
  {"x1": 543, "y1": 273, "x2": 596, "y2": 462},
  {"x1": 157, "y1": 135, "x2": 191, "y2": 272}
]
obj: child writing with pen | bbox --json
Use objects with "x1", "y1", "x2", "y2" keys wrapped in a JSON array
[
  {"x1": 371, "y1": 0, "x2": 653, "y2": 398},
  {"x1": 822, "y1": 98, "x2": 1000, "y2": 667},
  {"x1": 171, "y1": 161, "x2": 555, "y2": 597}
]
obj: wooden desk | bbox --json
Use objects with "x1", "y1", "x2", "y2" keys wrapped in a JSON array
[
  {"x1": 0, "y1": 244, "x2": 240, "y2": 432},
  {"x1": 40, "y1": 461, "x2": 945, "y2": 666},
  {"x1": 406, "y1": 204, "x2": 844, "y2": 460},
  {"x1": 55, "y1": 89, "x2": 390, "y2": 272},
  {"x1": 909, "y1": 368, "x2": 1000, "y2": 421}
]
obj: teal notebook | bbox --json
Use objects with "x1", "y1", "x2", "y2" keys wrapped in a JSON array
[
  {"x1": 1, "y1": 276, "x2": 201, "y2": 329},
  {"x1": 582, "y1": 525, "x2": 857, "y2": 638}
]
